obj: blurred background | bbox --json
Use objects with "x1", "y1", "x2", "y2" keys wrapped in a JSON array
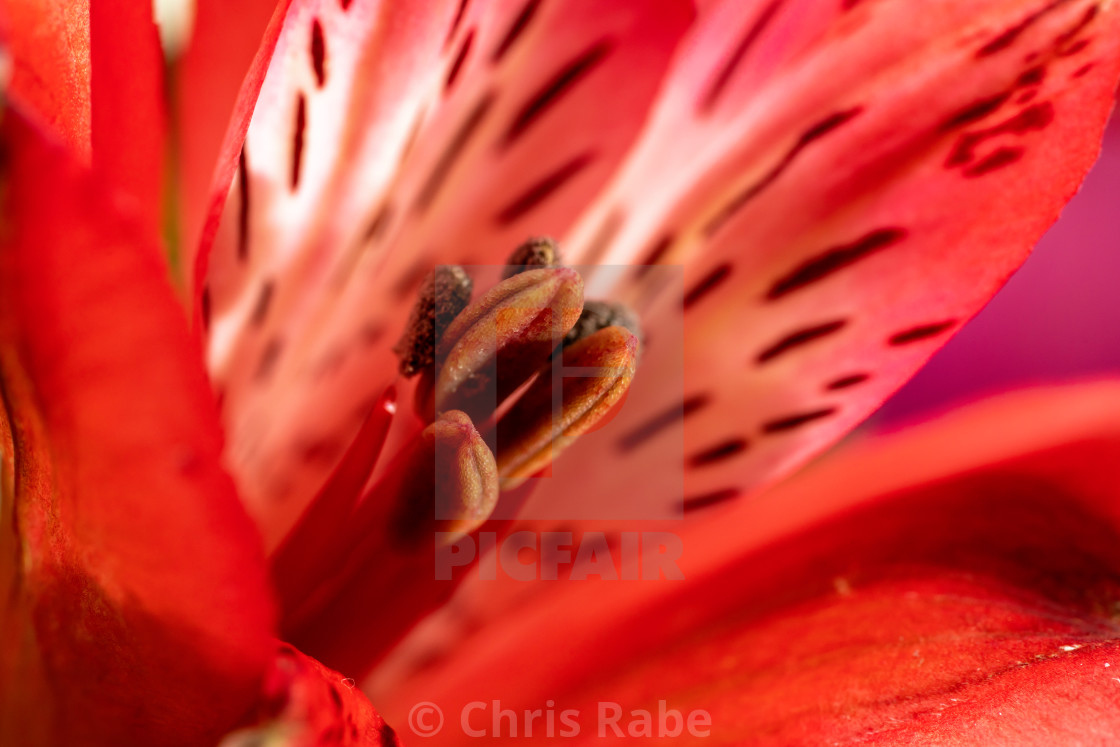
[{"x1": 875, "y1": 114, "x2": 1120, "y2": 425}]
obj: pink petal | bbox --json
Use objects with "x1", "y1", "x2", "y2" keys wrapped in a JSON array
[
  {"x1": 529, "y1": 0, "x2": 1120, "y2": 521},
  {"x1": 0, "y1": 108, "x2": 275, "y2": 745},
  {"x1": 373, "y1": 381, "x2": 1120, "y2": 744},
  {"x1": 201, "y1": 0, "x2": 693, "y2": 546}
]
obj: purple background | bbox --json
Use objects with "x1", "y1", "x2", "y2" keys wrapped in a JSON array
[{"x1": 876, "y1": 116, "x2": 1120, "y2": 425}]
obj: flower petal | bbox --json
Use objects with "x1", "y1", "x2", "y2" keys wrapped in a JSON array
[
  {"x1": 373, "y1": 381, "x2": 1120, "y2": 743},
  {"x1": 90, "y1": 2, "x2": 167, "y2": 239},
  {"x1": 201, "y1": 0, "x2": 693, "y2": 547},
  {"x1": 534, "y1": 0, "x2": 1120, "y2": 520},
  {"x1": 2, "y1": 0, "x2": 90, "y2": 156},
  {"x1": 175, "y1": 0, "x2": 292, "y2": 280},
  {"x1": 3, "y1": 2, "x2": 168, "y2": 237},
  {"x1": 221, "y1": 643, "x2": 401, "y2": 746},
  {"x1": 0, "y1": 108, "x2": 274, "y2": 745}
]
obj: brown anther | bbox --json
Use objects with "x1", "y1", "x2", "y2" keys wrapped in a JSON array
[
  {"x1": 562, "y1": 300, "x2": 643, "y2": 349},
  {"x1": 435, "y1": 267, "x2": 583, "y2": 422},
  {"x1": 393, "y1": 265, "x2": 473, "y2": 377},
  {"x1": 496, "y1": 325, "x2": 638, "y2": 488},
  {"x1": 502, "y1": 236, "x2": 562, "y2": 279},
  {"x1": 389, "y1": 410, "x2": 499, "y2": 549}
]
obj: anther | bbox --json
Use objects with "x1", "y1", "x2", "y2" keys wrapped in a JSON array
[
  {"x1": 394, "y1": 265, "x2": 473, "y2": 377},
  {"x1": 562, "y1": 300, "x2": 643, "y2": 349},
  {"x1": 435, "y1": 267, "x2": 583, "y2": 422},
  {"x1": 502, "y1": 236, "x2": 562, "y2": 279},
  {"x1": 496, "y1": 325, "x2": 639, "y2": 488},
  {"x1": 387, "y1": 410, "x2": 499, "y2": 549}
]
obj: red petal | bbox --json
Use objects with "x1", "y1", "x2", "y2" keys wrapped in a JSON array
[
  {"x1": 201, "y1": 0, "x2": 692, "y2": 547},
  {"x1": 0, "y1": 109, "x2": 274, "y2": 745},
  {"x1": 90, "y1": 2, "x2": 167, "y2": 240},
  {"x1": 530, "y1": 0, "x2": 1120, "y2": 521},
  {"x1": 373, "y1": 382, "x2": 1120, "y2": 743},
  {"x1": 1, "y1": 0, "x2": 91, "y2": 157},
  {"x1": 175, "y1": 0, "x2": 291, "y2": 284},
  {"x1": 221, "y1": 643, "x2": 402, "y2": 746},
  {"x1": 3, "y1": 2, "x2": 168, "y2": 238}
]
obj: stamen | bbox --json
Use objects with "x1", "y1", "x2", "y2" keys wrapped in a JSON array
[
  {"x1": 393, "y1": 265, "x2": 473, "y2": 377},
  {"x1": 389, "y1": 410, "x2": 500, "y2": 548},
  {"x1": 435, "y1": 267, "x2": 583, "y2": 421},
  {"x1": 562, "y1": 299, "x2": 643, "y2": 349},
  {"x1": 496, "y1": 325, "x2": 638, "y2": 487},
  {"x1": 502, "y1": 236, "x2": 562, "y2": 279}
]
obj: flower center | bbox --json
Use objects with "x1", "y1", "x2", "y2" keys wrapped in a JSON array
[{"x1": 392, "y1": 237, "x2": 641, "y2": 493}]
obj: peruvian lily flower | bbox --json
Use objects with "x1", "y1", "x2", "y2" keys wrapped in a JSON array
[{"x1": 1, "y1": 0, "x2": 1119, "y2": 744}]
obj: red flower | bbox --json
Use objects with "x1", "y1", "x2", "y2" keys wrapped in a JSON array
[{"x1": 0, "y1": 1, "x2": 1118, "y2": 744}]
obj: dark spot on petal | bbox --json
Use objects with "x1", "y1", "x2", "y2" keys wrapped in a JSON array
[
  {"x1": 757, "y1": 320, "x2": 847, "y2": 364},
  {"x1": 826, "y1": 373, "x2": 870, "y2": 390},
  {"x1": 768, "y1": 228, "x2": 907, "y2": 300},
  {"x1": 963, "y1": 145, "x2": 1024, "y2": 177},
  {"x1": 200, "y1": 286, "x2": 211, "y2": 331},
  {"x1": 340, "y1": 0, "x2": 353, "y2": 9},
  {"x1": 445, "y1": 28, "x2": 475, "y2": 92},
  {"x1": 251, "y1": 280, "x2": 275, "y2": 327},
  {"x1": 976, "y1": 0, "x2": 1073, "y2": 57},
  {"x1": 1017, "y1": 65, "x2": 1046, "y2": 86},
  {"x1": 494, "y1": 150, "x2": 595, "y2": 225},
  {"x1": 1057, "y1": 37, "x2": 1091, "y2": 56},
  {"x1": 706, "y1": 107, "x2": 863, "y2": 236},
  {"x1": 290, "y1": 93, "x2": 307, "y2": 191},
  {"x1": 362, "y1": 202, "x2": 395, "y2": 244},
  {"x1": 699, "y1": 0, "x2": 784, "y2": 113},
  {"x1": 1054, "y1": 4, "x2": 1099, "y2": 50},
  {"x1": 416, "y1": 93, "x2": 494, "y2": 213},
  {"x1": 327, "y1": 684, "x2": 344, "y2": 716},
  {"x1": 689, "y1": 439, "x2": 750, "y2": 468},
  {"x1": 1073, "y1": 61, "x2": 1096, "y2": 78},
  {"x1": 310, "y1": 19, "x2": 327, "y2": 87},
  {"x1": 446, "y1": 0, "x2": 470, "y2": 48},
  {"x1": 493, "y1": 0, "x2": 543, "y2": 63},
  {"x1": 634, "y1": 234, "x2": 674, "y2": 278},
  {"x1": 888, "y1": 320, "x2": 957, "y2": 346},
  {"x1": 237, "y1": 147, "x2": 250, "y2": 261},
  {"x1": 684, "y1": 263, "x2": 731, "y2": 310},
  {"x1": 618, "y1": 394, "x2": 709, "y2": 452},
  {"x1": 501, "y1": 40, "x2": 613, "y2": 148},
  {"x1": 256, "y1": 338, "x2": 284, "y2": 382},
  {"x1": 683, "y1": 488, "x2": 741, "y2": 513},
  {"x1": 938, "y1": 92, "x2": 1012, "y2": 131},
  {"x1": 945, "y1": 101, "x2": 1053, "y2": 168},
  {"x1": 762, "y1": 407, "x2": 837, "y2": 433},
  {"x1": 381, "y1": 723, "x2": 402, "y2": 747},
  {"x1": 1008, "y1": 101, "x2": 1056, "y2": 132}
]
